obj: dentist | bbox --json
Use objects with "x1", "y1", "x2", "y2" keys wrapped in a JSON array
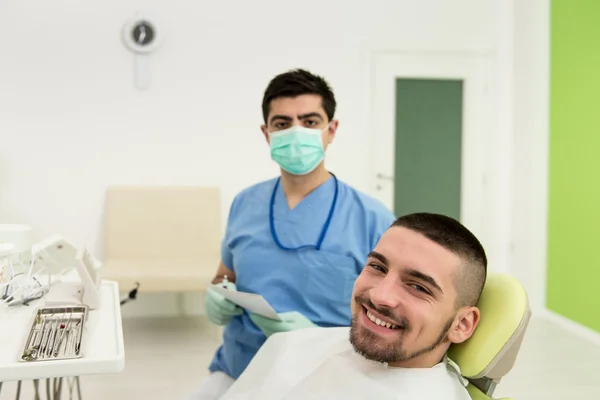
[{"x1": 186, "y1": 69, "x2": 396, "y2": 399}]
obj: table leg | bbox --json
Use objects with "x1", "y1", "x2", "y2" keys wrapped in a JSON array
[
  {"x1": 75, "y1": 377, "x2": 82, "y2": 400},
  {"x1": 33, "y1": 379, "x2": 41, "y2": 400},
  {"x1": 15, "y1": 380, "x2": 22, "y2": 399},
  {"x1": 54, "y1": 377, "x2": 64, "y2": 400}
]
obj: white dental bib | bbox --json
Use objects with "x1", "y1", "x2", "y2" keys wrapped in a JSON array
[{"x1": 223, "y1": 327, "x2": 471, "y2": 400}]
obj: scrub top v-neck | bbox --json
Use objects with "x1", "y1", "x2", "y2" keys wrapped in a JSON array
[{"x1": 270, "y1": 174, "x2": 338, "y2": 251}]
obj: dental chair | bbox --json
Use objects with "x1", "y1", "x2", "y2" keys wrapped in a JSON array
[{"x1": 447, "y1": 273, "x2": 531, "y2": 400}]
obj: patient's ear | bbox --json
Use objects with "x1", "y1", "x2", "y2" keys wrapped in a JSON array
[{"x1": 447, "y1": 307, "x2": 480, "y2": 344}]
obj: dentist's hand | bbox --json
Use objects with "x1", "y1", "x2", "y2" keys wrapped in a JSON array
[
  {"x1": 250, "y1": 311, "x2": 317, "y2": 337},
  {"x1": 205, "y1": 282, "x2": 243, "y2": 326}
]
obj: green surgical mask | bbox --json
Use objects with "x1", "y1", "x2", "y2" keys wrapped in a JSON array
[{"x1": 269, "y1": 125, "x2": 328, "y2": 175}]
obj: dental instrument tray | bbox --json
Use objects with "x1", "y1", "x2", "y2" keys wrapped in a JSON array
[{"x1": 18, "y1": 305, "x2": 89, "y2": 362}]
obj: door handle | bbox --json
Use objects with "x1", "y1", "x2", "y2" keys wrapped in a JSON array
[{"x1": 376, "y1": 173, "x2": 394, "y2": 181}]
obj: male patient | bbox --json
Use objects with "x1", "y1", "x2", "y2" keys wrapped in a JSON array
[{"x1": 222, "y1": 212, "x2": 486, "y2": 399}]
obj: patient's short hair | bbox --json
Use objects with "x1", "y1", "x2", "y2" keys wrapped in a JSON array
[{"x1": 392, "y1": 213, "x2": 487, "y2": 307}]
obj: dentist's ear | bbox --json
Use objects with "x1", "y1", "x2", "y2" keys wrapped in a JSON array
[
  {"x1": 327, "y1": 120, "x2": 339, "y2": 143},
  {"x1": 261, "y1": 125, "x2": 270, "y2": 144}
]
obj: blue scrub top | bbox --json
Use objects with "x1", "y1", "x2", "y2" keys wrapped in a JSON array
[{"x1": 208, "y1": 175, "x2": 396, "y2": 379}]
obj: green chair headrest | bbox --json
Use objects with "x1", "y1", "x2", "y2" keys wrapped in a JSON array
[{"x1": 448, "y1": 273, "x2": 531, "y2": 380}]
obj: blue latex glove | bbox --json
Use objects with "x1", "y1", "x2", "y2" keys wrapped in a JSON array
[
  {"x1": 249, "y1": 311, "x2": 317, "y2": 337},
  {"x1": 205, "y1": 282, "x2": 243, "y2": 326}
]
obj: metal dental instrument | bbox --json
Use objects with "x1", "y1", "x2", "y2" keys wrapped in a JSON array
[
  {"x1": 54, "y1": 313, "x2": 73, "y2": 357},
  {"x1": 34, "y1": 316, "x2": 51, "y2": 360},
  {"x1": 52, "y1": 316, "x2": 65, "y2": 357},
  {"x1": 45, "y1": 318, "x2": 59, "y2": 358},
  {"x1": 31, "y1": 325, "x2": 44, "y2": 360},
  {"x1": 45, "y1": 320, "x2": 54, "y2": 358},
  {"x1": 22, "y1": 348, "x2": 36, "y2": 362},
  {"x1": 67, "y1": 329, "x2": 74, "y2": 356},
  {"x1": 74, "y1": 317, "x2": 84, "y2": 355},
  {"x1": 43, "y1": 314, "x2": 55, "y2": 355},
  {"x1": 25, "y1": 320, "x2": 38, "y2": 352},
  {"x1": 66, "y1": 318, "x2": 78, "y2": 356},
  {"x1": 41, "y1": 316, "x2": 52, "y2": 358}
]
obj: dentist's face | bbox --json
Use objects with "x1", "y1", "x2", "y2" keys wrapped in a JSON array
[
  {"x1": 350, "y1": 226, "x2": 464, "y2": 367},
  {"x1": 260, "y1": 94, "x2": 338, "y2": 149}
]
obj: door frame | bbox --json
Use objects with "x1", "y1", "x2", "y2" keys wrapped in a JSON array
[{"x1": 369, "y1": 51, "x2": 492, "y2": 253}]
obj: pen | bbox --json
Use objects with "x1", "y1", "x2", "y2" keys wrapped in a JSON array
[{"x1": 222, "y1": 275, "x2": 229, "y2": 289}]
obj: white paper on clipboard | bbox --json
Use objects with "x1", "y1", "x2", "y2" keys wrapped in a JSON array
[{"x1": 211, "y1": 286, "x2": 282, "y2": 321}]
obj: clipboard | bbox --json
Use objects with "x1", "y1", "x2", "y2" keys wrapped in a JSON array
[{"x1": 211, "y1": 286, "x2": 282, "y2": 321}]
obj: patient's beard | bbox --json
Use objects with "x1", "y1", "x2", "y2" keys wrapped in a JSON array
[{"x1": 349, "y1": 306, "x2": 454, "y2": 365}]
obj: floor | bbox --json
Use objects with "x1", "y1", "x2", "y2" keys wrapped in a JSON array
[{"x1": 2, "y1": 315, "x2": 599, "y2": 399}]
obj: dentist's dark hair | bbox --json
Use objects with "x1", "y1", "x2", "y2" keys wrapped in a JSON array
[
  {"x1": 262, "y1": 69, "x2": 337, "y2": 123},
  {"x1": 392, "y1": 213, "x2": 487, "y2": 308}
]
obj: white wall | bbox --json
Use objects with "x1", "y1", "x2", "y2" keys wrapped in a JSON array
[
  {"x1": 0, "y1": 0, "x2": 544, "y2": 317},
  {"x1": 510, "y1": 0, "x2": 550, "y2": 312}
]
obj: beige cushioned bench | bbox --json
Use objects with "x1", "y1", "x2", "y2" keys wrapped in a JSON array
[{"x1": 101, "y1": 186, "x2": 221, "y2": 294}]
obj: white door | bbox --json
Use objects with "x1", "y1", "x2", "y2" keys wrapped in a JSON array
[{"x1": 369, "y1": 51, "x2": 491, "y2": 248}]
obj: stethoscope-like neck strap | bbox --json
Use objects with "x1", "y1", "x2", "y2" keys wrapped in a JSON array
[{"x1": 269, "y1": 173, "x2": 339, "y2": 251}]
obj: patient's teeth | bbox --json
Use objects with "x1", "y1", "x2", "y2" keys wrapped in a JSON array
[{"x1": 367, "y1": 310, "x2": 399, "y2": 329}]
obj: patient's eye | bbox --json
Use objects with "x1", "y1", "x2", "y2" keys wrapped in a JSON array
[
  {"x1": 409, "y1": 283, "x2": 430, "y2": 295},
  {"x1": 368, "y1": 263, "x2": 387, "y2": 274}
]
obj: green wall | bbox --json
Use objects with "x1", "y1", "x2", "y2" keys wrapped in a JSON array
[{"x1": 547, "y1": 0, "x2": 600, "y2": 332}]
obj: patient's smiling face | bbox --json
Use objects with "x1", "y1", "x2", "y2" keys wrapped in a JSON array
[{"x1": 349, "y1": 226, "x2": 476, "y2": 368}]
